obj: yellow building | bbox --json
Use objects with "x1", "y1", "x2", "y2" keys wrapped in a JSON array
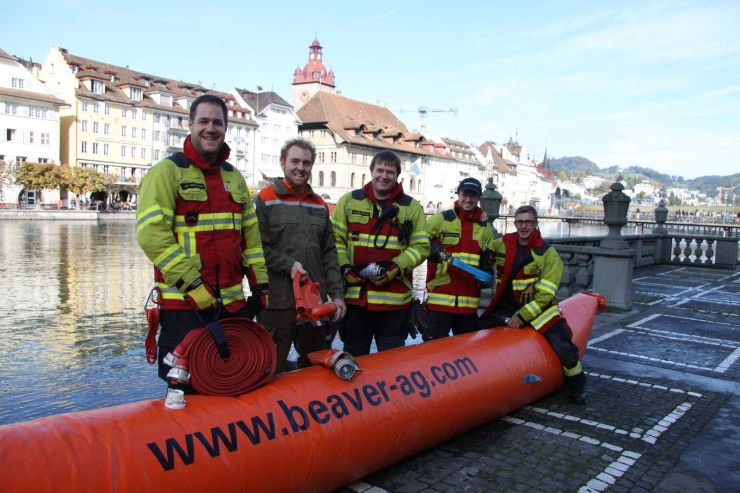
[{"x1": 38, "y1": 47, "x2": 257, "y2": 203}]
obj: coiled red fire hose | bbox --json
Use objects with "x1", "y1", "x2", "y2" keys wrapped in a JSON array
[{"x1": 173, "y1": 317, "x2": 277, "y2": 396}]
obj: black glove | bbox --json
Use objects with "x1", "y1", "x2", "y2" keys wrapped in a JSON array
[
  {"x1": 428, "y1": 242, "x2": 446, "y2": 263},
  {"x1": 246, "y1": 283, "x2": 270, "y2": 318},
  {"x1": 480, "y1": 249, "x2": 496, "y2": 271},
  {"x1": 397, "y1": 219, "x2": 413, "y2": 244}
]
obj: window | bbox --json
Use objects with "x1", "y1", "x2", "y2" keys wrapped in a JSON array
[
  {"x1": 105, "y1": 103, "x2": 111, "y2": 115},
  {"x1": 362, "y1": 174, "x2": 366, "y2": 184},
  {"x1": 121, "y1": 126, "x2": 127, "y2": 137},
  {"x1": 38, "y1": 158, "x2": 48, "y2": 163},
  {"x1": 319, "y1": 171, "x2": 324, "y2": 187},
  {"x1": 122, "y1": 107, "x2": 127, "y2": 118},
  {"x1": 92, "y1": 80, "x2": 104, "y2": 94},
  {"x1": 104, "y1": 123, "x2": 110, "y2": 135},
  {"x1": 81, "y1": 141, "x2": 88, "y2": 153},
  {"x1": 142, "y1": 110, "x2": 147, "y2": 121},
  {"x1": 330, "y1": 152, "x2": 337, "y2": 162},
  {"x1": 41, "y1": 133, "x2": 50, "y2": 145},
  {"x1": 131, "y1": 108, "x2": 138, "y2": 119},
  {"x1": 140, "y1": 148, "x2": 146, "y2": 159},
  {"x1": 154, "y1": 130, "x2": 160, "y2": 141},
  {"x1": 104, "y1": 144, "x2": 110, "y2": 155},
  {"x1": 93, "y1": 122, "x2": 99, "y2": 134},
  {"x1": 154, "y1": 150, "x2": 161, "y2": 160},
  {"x1": 154, "y1": 113, "x2": 160, "y2": 123},
  {"x1": 82, "y1": 100, "x2": 89, "y2": 111},
  {"x1": 28, "y1": 131, "x2": 34, "y2": 144},
  {"x1": 141, "y1": 129, "x2": 147, "y2": 140},
  {"x1": 410, "y1": 177, "x2": 415, "y2": 192},
  {"x1": 131, "y1": 146, "x2": 137, "y2": 158},
  {"x1": 81, "y1": 120, "x2": 88, "y2": 132},
  {"x1": 132, "y1": 127, "x2": 137, "y2": 139},
  {"x1": 330, "y1": 171, "x2": 336, "y2": 187},
  {"x1": 351, "y1": 172, "x2": 355, "y2": 187},
  {"x1": 11, "y1": 77, "x2": 25, "y2": 88},
  {"x1": 318, "y1": 152, "x2": 325, "y2": 163},
  {"x1": 4, "y1": 102, "x2": 18, "y2": 114},
  {"x1": 121, "y1": 145, "x2": 126, "y2": 157},
  {"x1": 130, "y1": 87, "x2": 142, "y2": 100},
  {"x1": 92, "y1": 143, "x2": 99, "y2": 155},
  {"x1": 93, "y1": 102, "x2": 99, "y2": 113}
]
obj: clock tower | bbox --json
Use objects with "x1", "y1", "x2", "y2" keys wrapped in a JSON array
[{"x1": 292, "y1": 39, "x2": 336, "y2": 110}]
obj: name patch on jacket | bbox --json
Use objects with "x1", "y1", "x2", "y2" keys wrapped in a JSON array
[{"x1": 181, "y1": 182, "x2": 206, "y2": 190}]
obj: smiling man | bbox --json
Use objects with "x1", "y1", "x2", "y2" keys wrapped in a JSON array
[
  {"x1": 479, "y1": 205, "x2": 587, "y2": 405},
  {"x1": 136, "y1": 94, "x2": 268, "y2": 400},
  {"x1": 255, "y1": 138, "x2": 345, "y2": 372},
  {"x1": 332, "y1": 150, "x2": 430, "y2": 356},
  {"x1": 425, "y1": 177, "x2": 495, "y2": 339}
]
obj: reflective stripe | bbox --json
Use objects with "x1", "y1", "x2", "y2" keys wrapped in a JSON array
[
  {"x1": 523, "y1": 300, "x2": 542, "y2": 318},
  {"x1": 351, "y1": 233, "x2": 403, "y2": 251},
  {"x1": 332, "y1": 222, "x2": 348, "y2": 236},
  {"x1": 531, "y1": 305, "x2": 560, "y2": 331},
  {"x1": 367, "y1": 290, "x2": 412, "y2": 306},
  {"x1": 537, "y1": 279, "x2": 558, "y2": 296},
  {"x1": 452, "y1": 252, "x2": 480, "y2": 265},
  {"x1": 154, "y1": 244, "x2": 187, "y2": 274},
  {"x1": 562, "y1": 361, "x2": 583, "y2": 376},
  {"x1": 136, "y1": 205, "x2": 173, "y2": 232},
  {"x1": 174, "y1": 212, "x2": 240, "y2": 233},
  {"x1": 512, "y1": 278, "x2": 535, "y2": 290},
  {"x1": 345, "y1": 285, "x2": 362, "y2": 300},
  {"x1": 180, "y1": 232, "x2": 194, "y2": 257},
  {"x1": 263, "y1": 199, "x2": 326, "y2": 211},
  {"x1": 220, "y1": 283, "x2": 245, "y2": 304},
  {"x1": 427, "y1": 292, "x2": 479, "y2": 309}
]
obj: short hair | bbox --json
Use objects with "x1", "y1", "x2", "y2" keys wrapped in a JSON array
[
  {"x1": 189, "y1": 95, "x2": 228, "y2": 127},
  {"x1": 514, "y1": 205, "x2": 538, "y2": 220},
  {"x1": 370, "y1": 150, "x2": 401, "y2": 174},
  {"x1": 280, "y1": 137, "x2": 316, "y2": 164}
]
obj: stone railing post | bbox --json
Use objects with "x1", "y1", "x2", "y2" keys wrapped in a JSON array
[{"x1": 592, "y1": 182, "x2": 635, "y2": 311}]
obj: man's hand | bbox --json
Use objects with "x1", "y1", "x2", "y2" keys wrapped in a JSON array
[
  {"x1": 246, "y1": 283, "x2": 270, "y2": 317},
  {"x1": 506, "y1": 316, "x2": 524, "y2": 328},
  {"x1": 291, "y1": 261, "x2": 308, "y2": 283},
  {"x1": 331, "y1": 298, "x2": 347, "y2": 322},
  {"x1": 373, "y1": 262, "x2": 399, "y2": 287},
  {"x1": 185, "y1": 281, "x2": 217, "y2": 311},
  {"x1": 428, "y1": 242, "x2": 448, "y2": 263}
]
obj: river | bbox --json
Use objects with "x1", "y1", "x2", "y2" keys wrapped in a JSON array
[{"x1": 0, "y1": 218, "x2": 608, "y2": 425}]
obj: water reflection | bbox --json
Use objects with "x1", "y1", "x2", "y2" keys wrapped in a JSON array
[
  {"x1": 0, "y1": 219, "x2": 608, "y2": 425},
  {"x1": 0, "y1": 220, "x2": 161, "y2": 425}
]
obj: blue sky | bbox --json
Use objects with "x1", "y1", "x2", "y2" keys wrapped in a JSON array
[{"x1": 3, "y1": 0, "x2": 739, "y2": 179}]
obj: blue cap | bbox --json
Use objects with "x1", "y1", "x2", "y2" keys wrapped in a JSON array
[{"x1": 457, "y1": 177, "x2": 482, "y2": 196}]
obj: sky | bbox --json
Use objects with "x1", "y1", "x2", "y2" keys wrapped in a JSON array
[{"x1": 3, "y1": 0, "x2": 739, "y2": 179}]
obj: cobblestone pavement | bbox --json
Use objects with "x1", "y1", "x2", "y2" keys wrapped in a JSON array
[{"x1": 337, "y1": 265, "x2": 740, "y2": 493}]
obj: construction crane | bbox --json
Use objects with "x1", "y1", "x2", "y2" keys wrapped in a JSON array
[{"x1": 399, "y1": 107, "x2": 459, "y2": 118}]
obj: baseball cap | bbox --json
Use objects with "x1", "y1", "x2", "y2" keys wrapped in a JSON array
[{"x1": 457, "y1": 177, "x2": 482, "y2": 196}]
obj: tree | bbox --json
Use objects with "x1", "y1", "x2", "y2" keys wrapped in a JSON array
[
  {"x1": 61, "y1": 166, "x2": 104, "y2": 209},
  {"x1": 0, "y1": 160, "x2": 14, "y2": 188},
  {"x1": 14, "y1": 162, "x2": 62, "y2": 207}
]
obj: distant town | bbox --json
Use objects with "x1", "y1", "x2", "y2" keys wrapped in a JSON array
[{"x1": 1, "y1": 40, "x2": 737, "y2": 218}]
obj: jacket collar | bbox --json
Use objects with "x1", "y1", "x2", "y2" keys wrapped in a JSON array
[{"x1": 183, "y1": 135, "x2": 231, "y2": 171}]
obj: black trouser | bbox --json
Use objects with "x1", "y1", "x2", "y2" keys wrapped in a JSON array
[
  {"x1": 157, "y1": 305, "x2": 253, "y2": 391},
  {"x1": 259, "y1": 308, "x2": 330, "y2": 373},
  {"x1": 425, "y1": 310, "x2": 479, "y2": 339},
  {"x1": 341, "y1": 305, "x2": 408, "y2": 356},
  {"x1": 479, "y1": 312, "x2": 585, "y2": 393}
]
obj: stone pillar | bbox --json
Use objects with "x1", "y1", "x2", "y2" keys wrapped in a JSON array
[{"x1": 593, "y1": 182, "x2": 635, "y2": 311}]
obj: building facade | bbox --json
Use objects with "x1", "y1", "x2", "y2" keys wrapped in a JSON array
[
  {"x1": 0, "y1": 48, "x2": 65, "y2": 206},
  {"x1": 38, "y1": 47, "x2": 258, "y2": 203}
]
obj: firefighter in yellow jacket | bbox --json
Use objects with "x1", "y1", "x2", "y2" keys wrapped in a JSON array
[
  {"x1": 479, "y1": 205, "x2": 586, "y2": 404},
  {"x1": 136, "y1": 95, "x2": 268, "y2": 394},
  {"x1": 426, "y1": 178, "x2": 495, "y2": 339},
  {"x1": 332, "y1": 150, "x2": 430, "y2": 356}
]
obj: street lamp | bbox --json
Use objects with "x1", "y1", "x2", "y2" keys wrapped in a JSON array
[{"x1": 479, "y1": 177, "x2": 502, "y2": 234}]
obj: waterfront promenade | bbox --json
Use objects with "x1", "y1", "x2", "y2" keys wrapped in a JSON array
[{"x1": 340, "y1": 264, "x2": 740, "y2": 493}]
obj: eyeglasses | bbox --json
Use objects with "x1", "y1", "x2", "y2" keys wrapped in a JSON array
[{"x1": 514, "y1": 220, "x2": 537, "y2": 226}]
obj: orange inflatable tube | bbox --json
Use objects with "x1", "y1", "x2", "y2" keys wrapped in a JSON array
[{"x1": 0, "y1": 293, "x2": 602, "y2": 493}]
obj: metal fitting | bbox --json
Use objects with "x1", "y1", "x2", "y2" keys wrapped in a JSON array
[{"x1": 358, "y1": 263, "x2": 386, "y2": 280}]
